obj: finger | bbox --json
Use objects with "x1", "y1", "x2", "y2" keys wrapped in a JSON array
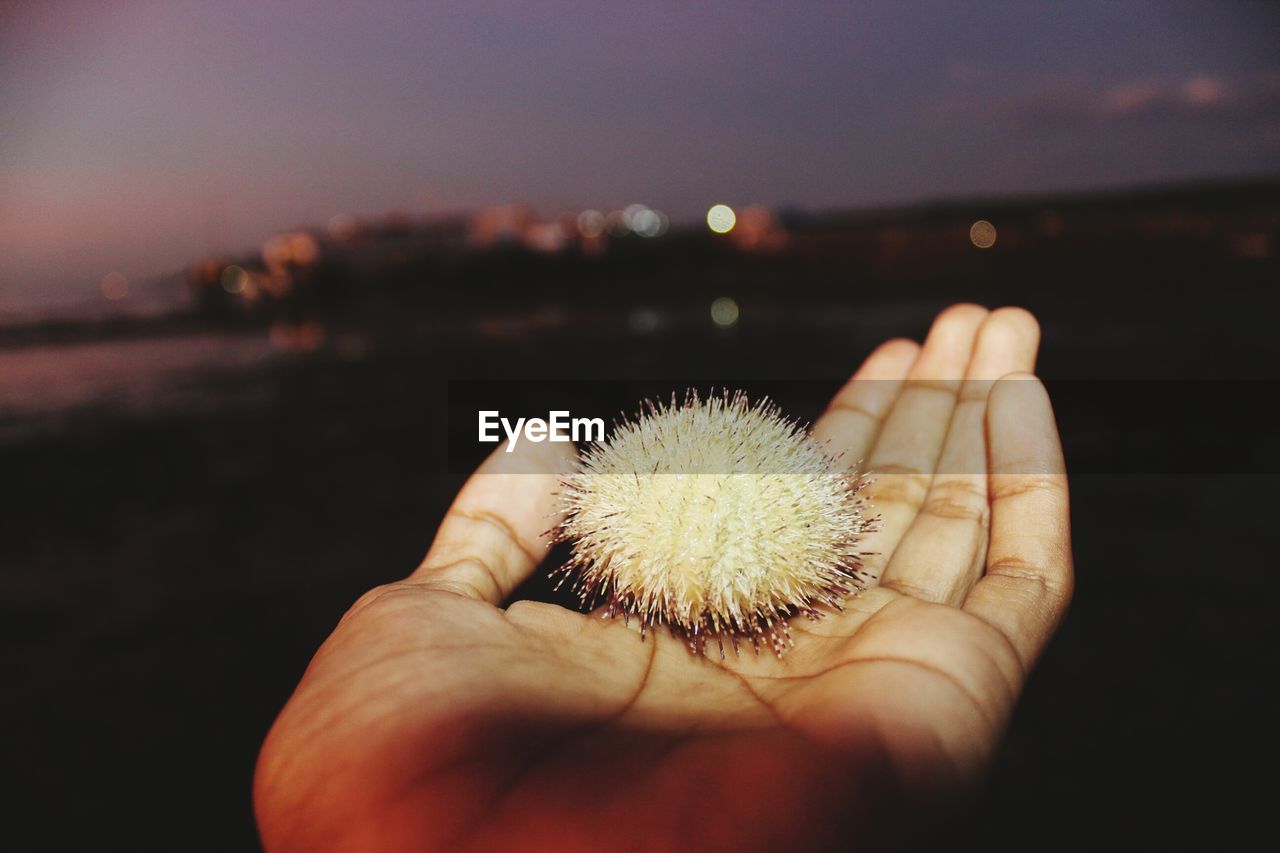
[
  {"x1": 963, "y1": 306, "x2": 1040, "y2": 382},
  {"x1": 861, "y1": 304, "x2": 990, "y2": 576},
  {"x1": 881, "y1": 308, "x2": 1040, "y2": 604},
  {"x1": 411, "y1": 438, "x2": 576, "y2": 604},
  {"x1": 964, "y1": 373, "x2": 1072, "y2": 669},
  {"x1": 811, "y1": 338, "x2": 920, "y2": 469}
]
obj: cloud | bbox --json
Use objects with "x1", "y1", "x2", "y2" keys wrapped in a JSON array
[
  {"x1": 1021, "y1": 70, "x2": 1280, "y2": 128},
  {"x1": 932, "y1": 66, "x2": 1280, "y2": 133}
]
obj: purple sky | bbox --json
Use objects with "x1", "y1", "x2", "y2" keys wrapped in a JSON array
[{"x1": 2, "y1": 0, "x2": 1278, "y2": 308}]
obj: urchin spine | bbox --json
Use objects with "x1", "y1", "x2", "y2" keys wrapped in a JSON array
[{"x1": 552, "y1": 390, "x2": 877, "y2": 657}]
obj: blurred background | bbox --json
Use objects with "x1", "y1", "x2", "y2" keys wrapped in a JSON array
[{"x1": 2, "y1": 1, "x2": 1277, "y2": 849}]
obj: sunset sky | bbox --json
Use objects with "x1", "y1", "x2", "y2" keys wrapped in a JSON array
[{"x1": 2, "y1": 1, "x2": 1278, "y2": 309}]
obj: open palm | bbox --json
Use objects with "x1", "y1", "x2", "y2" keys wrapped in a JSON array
[{"x1": 255, "y1": 305, "x2": 1072, "y2": 852}]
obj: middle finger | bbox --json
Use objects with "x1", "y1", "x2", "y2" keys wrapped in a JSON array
[{"x1": 858, "y1": 304, "x2": 990, "y2": 580}]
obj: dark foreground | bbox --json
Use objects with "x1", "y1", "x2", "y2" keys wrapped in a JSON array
[{"x1": 2, "y1": 212, "x2": 1276, "y2": 849}]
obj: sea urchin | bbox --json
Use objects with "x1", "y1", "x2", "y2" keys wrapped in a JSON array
[{"x1": 553, "y1": 391, "x2": 876, "y2": 657}]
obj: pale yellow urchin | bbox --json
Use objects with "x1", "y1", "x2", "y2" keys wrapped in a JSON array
[{"x1": 553, "y1": 390, "x2": 876, "y2": 657}]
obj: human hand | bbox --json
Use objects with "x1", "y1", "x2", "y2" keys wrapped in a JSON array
[{"x1": 255, "y1": 304, "x2": 1072, "y2": 851}]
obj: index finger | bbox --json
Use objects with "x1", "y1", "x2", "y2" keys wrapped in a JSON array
[{"x1": 811, "y1": 337, "x2": 921, "y2": 468}]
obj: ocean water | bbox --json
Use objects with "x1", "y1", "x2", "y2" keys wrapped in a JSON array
[{"x1": 0, "y1": 331, "x2": 282, "y2": 436}]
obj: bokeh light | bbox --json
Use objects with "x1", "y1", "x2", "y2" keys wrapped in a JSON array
[
  {"x1": 632, "y1": 208, "x2": 664, "y2": 238},
  {"x1": 622, "y1": 204, "x2": 648, "y2": 230},
  {"x1": 710, "y1": 296, "x2": 739, "y2": 327},
  {"x1": 707, "y1": 204, "x2": 736, "y2": 234},
  {"x1": 327, "y1": 214, "x2": 359, "y2": 241},
  {"x1": 577, "y1": 209, "x2": 605, "y2": 239},
  {"x1": 100, "y1": 271, "x2": 129, "y2": 301},
  {"x1": 969, "y1": 219, "x2": 997, "y2": 248},
  {"x1": 263, "y1": 231, "x2": 321, "y2": 272},
  {"x1": 628, "y1": 307, "x2": 661, "y2": 334},
  {"x1": 220, "y1": 265, "x2": 248, "y2": 294}
]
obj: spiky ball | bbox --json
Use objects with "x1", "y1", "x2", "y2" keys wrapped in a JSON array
[{"x1": 554, "y1": 391, "x2": 876, "y2": 657}]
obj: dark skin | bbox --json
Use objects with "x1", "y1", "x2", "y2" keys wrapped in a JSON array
[{"x1": 255, "y1": 305, "x2": 1072, "y2": 851}]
